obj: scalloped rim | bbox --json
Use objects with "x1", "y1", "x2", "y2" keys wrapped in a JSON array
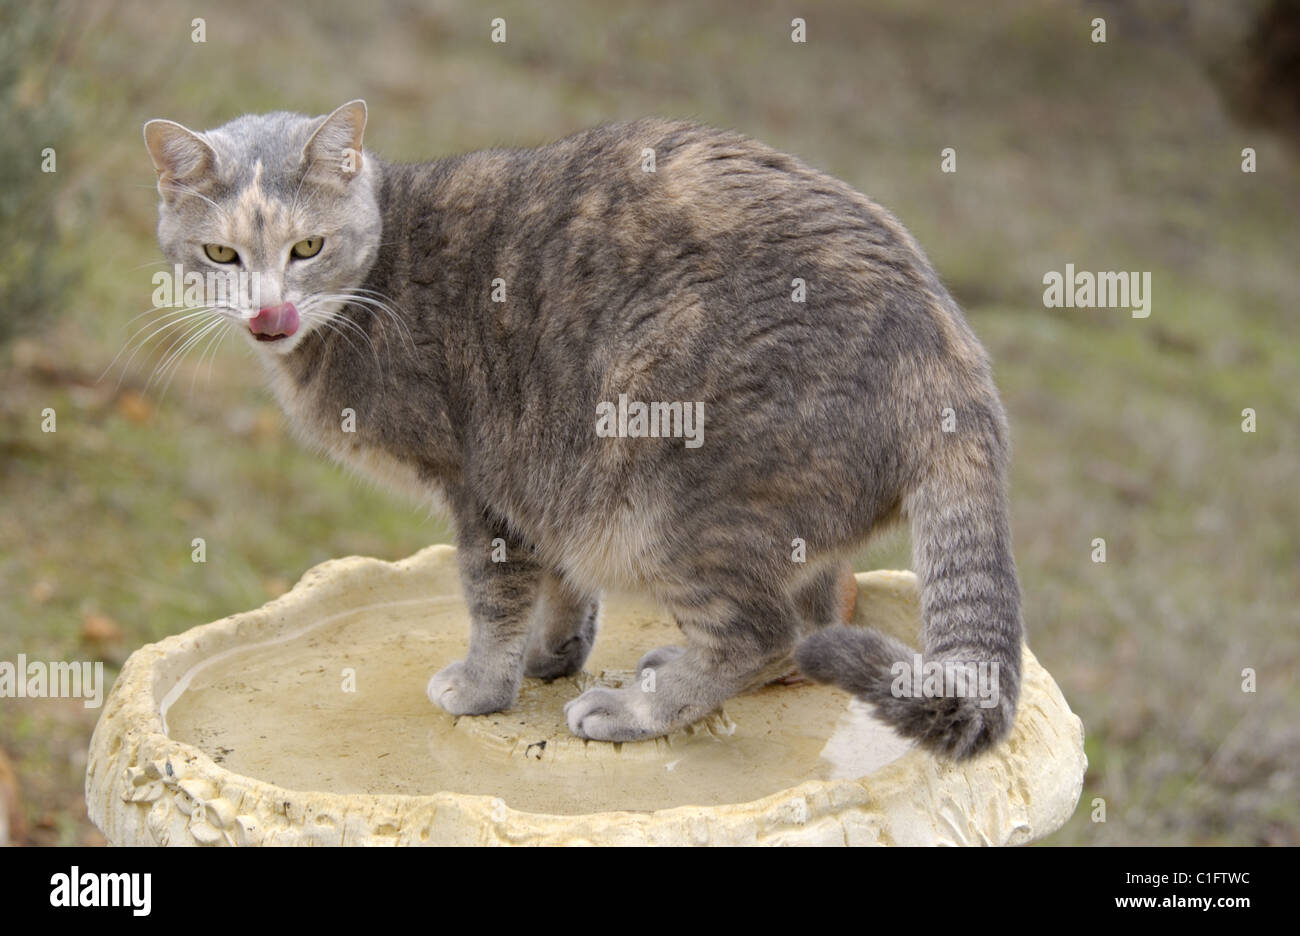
[{"x1": 86, "y1": 545, "x2": 1087, "y2": 846}]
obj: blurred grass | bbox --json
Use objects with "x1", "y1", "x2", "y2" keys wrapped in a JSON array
[{"x1": 0, "y1": 0, "x2": 1296, "y2": 845}]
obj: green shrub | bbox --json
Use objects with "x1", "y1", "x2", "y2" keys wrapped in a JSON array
[{"x1": 0, "y1": 0, "x2": 77, "y2": 345}]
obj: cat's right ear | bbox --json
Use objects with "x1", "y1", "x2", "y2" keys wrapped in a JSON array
[{"x1": 143, "y1": 120, "x2": 217, "y2": 203}]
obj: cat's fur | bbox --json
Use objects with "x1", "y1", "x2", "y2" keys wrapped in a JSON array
[{"x1": 144, "y1": 101, "x2": 1022, "y2": 760}]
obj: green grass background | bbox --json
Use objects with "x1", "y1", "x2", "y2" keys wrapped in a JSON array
[{"x1": 1, "y1": 0, "x2": 1296, "y2": 845}]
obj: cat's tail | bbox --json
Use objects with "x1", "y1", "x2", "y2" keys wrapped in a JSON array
[{"x1": 794, "y1": 427, "x2": 1022, "y2": 761}]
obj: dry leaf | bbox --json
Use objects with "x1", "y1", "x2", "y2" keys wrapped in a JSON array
[
  {"x1": 116, "y1": 390, "x2": 154, "y2": 424},
  {"x1": 82, "y1": 612, "x2": 123, "y2": 644}
]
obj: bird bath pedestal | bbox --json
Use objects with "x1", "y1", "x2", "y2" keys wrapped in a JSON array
[{"x1": 86, "y1": 545, "x2": 1085, "y2": 846}]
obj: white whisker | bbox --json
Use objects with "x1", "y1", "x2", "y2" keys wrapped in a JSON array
[
  {"x1": 104, "y1": 306, "x2": 223, "y2": 389},
  {"x1": 153, "y1": 317, "x2": 227, "y2": 400},
  {"x1": 191, "y1": 320, "x2": 232, "y2": 397}
]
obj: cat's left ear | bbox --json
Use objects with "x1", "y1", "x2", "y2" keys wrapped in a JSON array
[{"x1": 302, "y1": 99, "x2": 367, "y2": 181}]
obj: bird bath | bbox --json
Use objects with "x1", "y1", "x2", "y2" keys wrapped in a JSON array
[{"x1": 86, "y1": 545, "x2": 1085, "y2": 845}]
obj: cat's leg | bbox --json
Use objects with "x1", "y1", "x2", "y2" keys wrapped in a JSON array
[
  {"x1": 523, "y1": 571, "x2": 599, "y2": 680},
  {"x1": 627, "y1": 563, "x2": 853, "y2": 692},
  {"x1": 635, "y1": 644, "x2": 685, "y2": 671},
  {"x1": 426, "y1": 507, "x2": 540, "y2": 716},
  {"x1": 794, "y1": 560, "x2": 856, "y2": 631},
  {"x1": 564, "y1": 592, "x2": 801, "y2": 741},
  {"x1": 734, "y1": 562, "x2": 852, "y2": 687}
]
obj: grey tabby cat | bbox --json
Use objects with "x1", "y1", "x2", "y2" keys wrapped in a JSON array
[{"x1": 144, "y1": 100, "x2": 1022, "y2": 760}]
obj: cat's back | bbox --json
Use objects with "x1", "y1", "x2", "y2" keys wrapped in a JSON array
[
  {"x1": 405, "y1": 120, "x2": 940, "y2": 331},
  {"x1": 397, "y1": 119, "x2": 982, "y2": 400},
  {"x1": 425, "y1": 119, "x2": 918, "y2": 268},
  {"x1": 519, "y1": 118, "x2": 903, "y2": 247}
]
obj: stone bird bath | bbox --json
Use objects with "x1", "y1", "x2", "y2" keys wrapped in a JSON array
[{"x1": 86, "y1": 545, "x2": 1086, "y2": 845}]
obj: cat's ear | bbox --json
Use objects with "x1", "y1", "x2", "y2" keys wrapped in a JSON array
[
  {"x1": 143, "y1": 119, "x2": 216, "y2": 201},
  {"x1": 302, "y1": 99, "x2": 367, "y2": 181}
]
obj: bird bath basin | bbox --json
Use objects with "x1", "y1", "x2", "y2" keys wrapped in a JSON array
[{"x1": 86, "y1": 545, "x2": 1085, "y2": 845}]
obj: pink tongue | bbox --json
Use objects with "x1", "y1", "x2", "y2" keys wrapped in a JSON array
[{"x1": 250, "y1": 302, "x2": 299, "y2": 337}]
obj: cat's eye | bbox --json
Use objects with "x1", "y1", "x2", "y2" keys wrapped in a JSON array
[
  {"x1": 291, "y1": 236, "x2": 324, "y2": 259},
  {"x1": 203, "y1": 244, "x2": 238, "y2": 264}
]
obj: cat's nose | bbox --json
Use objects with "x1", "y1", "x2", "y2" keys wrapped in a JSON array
[{"x1": 249, "y1": 302, "x2": 299, "y2": 340}]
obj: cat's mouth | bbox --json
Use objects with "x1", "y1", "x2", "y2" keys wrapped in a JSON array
[{"x1": 248, "y1": 302, "x2": 300, "y2": 344}]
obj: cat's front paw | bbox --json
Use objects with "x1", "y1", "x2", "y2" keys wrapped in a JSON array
[
  {"x1": 564, "y1": 686, "x2": 660, "y2": 741},
  {"x1": 426, "y1": 660, "x2": 517, "y2": 716}
]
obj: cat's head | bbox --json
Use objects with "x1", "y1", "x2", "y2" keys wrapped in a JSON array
[{"x1": 143, "y1": 100, "x2": 381, "y2": 355}]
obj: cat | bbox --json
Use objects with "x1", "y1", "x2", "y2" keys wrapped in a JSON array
[{"x1": 143, "y1": 100, "x2": 1022, "y2": 760}]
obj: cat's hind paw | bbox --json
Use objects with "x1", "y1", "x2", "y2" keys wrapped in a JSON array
[{"x1": 525, "y1": 627, "x2": 596, "y2": 680}]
